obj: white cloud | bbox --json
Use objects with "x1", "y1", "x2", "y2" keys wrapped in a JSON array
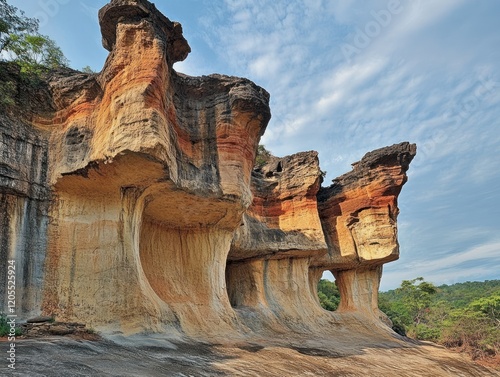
[
  {"x1": 172, "y1": 0, "x2": 500, "y2": 292},
  {"x1": 316, "y1": 58, "x2": 388, "y2": 111},
  {"x1": 389, "y1": 0, "x2": 466, "y2": 37},
  {"x1": 382, "y1": 240, "x2": 500, "y2": 289}
]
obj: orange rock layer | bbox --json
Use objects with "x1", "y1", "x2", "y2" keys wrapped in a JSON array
[{"x1": 1, "y1": 0, "x2": 416, "y2": 341}]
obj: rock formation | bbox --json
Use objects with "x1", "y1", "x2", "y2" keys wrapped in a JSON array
[
  {"x1": 315, "y1": 142, "x2": 417, "y2": 317},
  {"x1": 0, "y1": 0, "x2": 418, "y2": 343},
  {"x1": 5, "y1": 2, "x2": 499, "y2": 375}
]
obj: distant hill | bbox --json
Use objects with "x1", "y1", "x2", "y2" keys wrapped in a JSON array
[
  {"x1": 433, "y1": 280, "x2": 500, "y2": 308},
  {"x1": 380, "y1": 279, "x2": 500, "y2": 309}
]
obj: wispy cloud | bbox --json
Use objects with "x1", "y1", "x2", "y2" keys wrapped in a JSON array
[
  {"x1": 167, "y1": 1, "x2": 500, "y2": 290},
  {"x1": 382, "y1": 240, "x2": 500, "y2": 289}
]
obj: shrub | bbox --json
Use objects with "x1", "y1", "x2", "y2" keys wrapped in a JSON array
[
  {"x1": 255, "y1": 144, "x2": 272, "y2": 167},
  {"x1": 0, "y1": 313, "x2": 22, "y2": 337}
]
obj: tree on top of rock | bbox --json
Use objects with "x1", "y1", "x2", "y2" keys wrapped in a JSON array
[
  {"x1": 0, "y1": 0, "x2": 38, "y2": 54},
  {"x1": 255, "y1": 144, "x2": 272, "y2": 167},
  {"x1": 8, "y1": 33, "x2": 68, "y2": 74},
  {"x1": 0, "y1": 0, "x2": 68, "y2": 74}
]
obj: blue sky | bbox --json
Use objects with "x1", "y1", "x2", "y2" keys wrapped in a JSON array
[{"x1": 10, "y1": 0, "x2": 500, "y2": 290}]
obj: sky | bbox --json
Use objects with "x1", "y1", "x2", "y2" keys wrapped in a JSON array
[{"x1": 9, "y1": 0, "x2": 500, "y2": 291}]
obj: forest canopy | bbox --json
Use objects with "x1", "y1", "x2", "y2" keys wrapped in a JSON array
[{"x1": 318, "y1": 277, "x2": 500, "y2": 365}]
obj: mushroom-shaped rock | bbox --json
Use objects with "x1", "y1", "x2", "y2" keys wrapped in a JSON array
[{"x1": 313, "y1": 142, "x2": 417, "y2": 316}]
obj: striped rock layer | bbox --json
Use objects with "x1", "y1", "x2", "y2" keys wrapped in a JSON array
[{"x1": 0, "y1": 0, "x2": 416, "y2": 341}]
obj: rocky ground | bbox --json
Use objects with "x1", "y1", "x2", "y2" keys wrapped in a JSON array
[
  {"x1": 16, "y1": 317, "x2": 100, "y2": 340},
  {"x1": 2, "y1": 331, "x2": 499, "y2": 377}
]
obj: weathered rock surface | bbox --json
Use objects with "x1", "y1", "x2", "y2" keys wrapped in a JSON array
[
  {"x1": 50, "y1": 0, "x2": 269, "y2": 338},
  {"x1": 230, "y1": 151, "x2": 326, "y2": 261},
  {"x1": 0, "y1": 0, "x2": 493, "y2": 375},
  {"x1": 316, "y1": 142, "x2": 417, "y2": 269},
  {"x1": 6, "y1": 335, "x2": 499, "y2": 377},
  {"x1": 314, "y1": 142, "x2": 417, "y2": 317},
  {"x1": 0, "y1": 64, "x2": 52, "y2": 319},
  {"x1": 226, "y1": 151, "x2": 331, "y2": 333},
  {"x1": 20, "y1": 319, "x2": 98, "y2": 339}
]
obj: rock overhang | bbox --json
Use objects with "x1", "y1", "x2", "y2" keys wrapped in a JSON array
[
  {"x1": 99, "y1": 0, "x2": 191, "y2": 63},
  {"x1": 0, "y1": 0, "x2": 416, "y2": 340}
]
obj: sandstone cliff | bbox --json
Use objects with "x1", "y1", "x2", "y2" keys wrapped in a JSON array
[
  {"x1": 0, "y1": 0, "x2": 418, "y2": 340},
  {"x1": 315, "y1": 142, "x2": 416, "y2": 317},
  {"x1": 2, "y1": 1, "x2": 496, "y2": 376}
]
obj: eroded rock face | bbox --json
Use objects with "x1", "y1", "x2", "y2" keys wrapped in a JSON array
[
  {"x1": 316, "y1": 142, "x2": 416, "y2": 269},
  {"x1": 0, "y1": 0, "x2": 415, "y2": 343},
  {"x1": 314, "y1": 142, "x2": 417, "y2": 316},
  {"x1": 226, "y1": 152, "x2": 330, "y2": 332},
  {"x1": 230, "y1": 151, "x2": 326, "y2": 261},
  {"x1": 0, "y1": 116, "x2": 50, "y2": 319},
  {"x1": 1, "y1": 0, "x2": 270, "y2": 338}
]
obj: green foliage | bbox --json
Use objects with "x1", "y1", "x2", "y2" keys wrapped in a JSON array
[
  {"x1": 468, "y1": 293, "x2": 500, "y2": 321},
  {"x1": 380, "y1": 278, "x2": 500, "y2": 362},
  {"x1": 378, "y1": 294, "x2": 410, "y2": 335},
  {"x1": 81, "y1": 65, "x2": 96, "y2": 74},
  {"x1": 9, "y1": 33, "x2": 68, "y2": 74},
  {"x1": 440, "y1": 304, "x2": 499, "y2": 359},
  {"x1": 0, "y1": 75, "x2": 16, "y2": 106},
  {"x1": 0, "y1": 0, "x2": 68, "y2": 75},
  {"x1": 434, "y1": 280, "x2": 500, "y2": 309},
  {"x1": 0, "y1": 313, "x2": 22, "y2": 337},
  {"x1": 396, "y1": 277, "x2": 437, "y2": 325},
  {"x1": 255, "y1": 144, "x2": 272, "y2": 167},
  {"x1": 408, "y1": 323, "x2": 441, "y2": 341},
  {"x1": 317, "y1": 279, "x2": 340, "y2": 311},
  {"x1": 0, "y1": 313, "x2": 8, "y2": 336},
  {"x1": 0, "y1": 0, "x2": 38, "y2": 54}
]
